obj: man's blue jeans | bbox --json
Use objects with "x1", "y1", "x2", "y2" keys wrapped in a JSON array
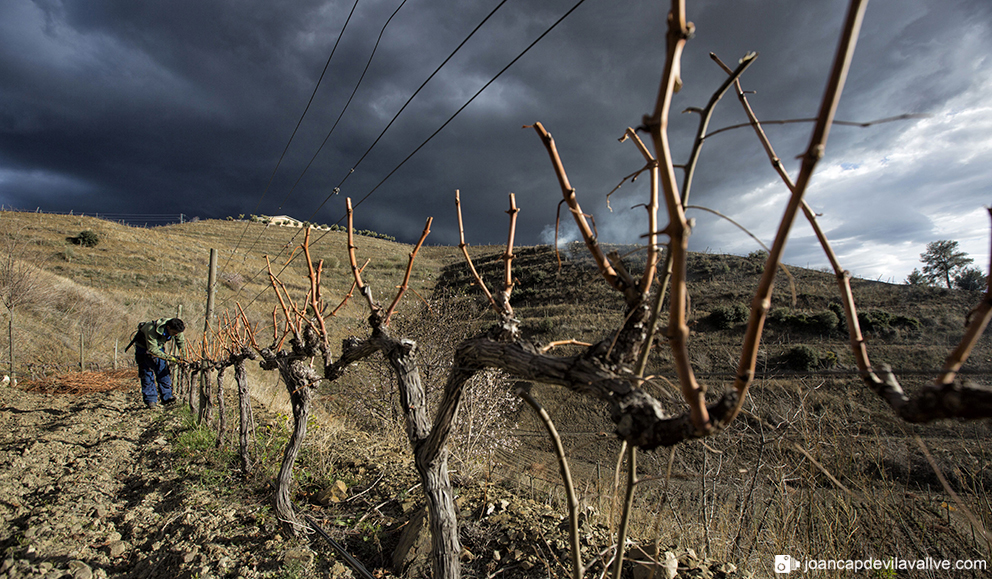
[{"x1": 135, "y1": 348, "x2": 174, "y2": 406}]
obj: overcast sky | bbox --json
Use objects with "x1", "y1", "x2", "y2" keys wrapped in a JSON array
[{"x1": 2, "y1": 0, "x2": 991, "y2": 283}]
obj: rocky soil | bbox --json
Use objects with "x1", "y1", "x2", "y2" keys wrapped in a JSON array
[
  {"x1": 0, "y1": 378, "x2": 751, "y2": 579},
  {"x1": 0, "y1": 381, "x2": 304, "y2": 579}
]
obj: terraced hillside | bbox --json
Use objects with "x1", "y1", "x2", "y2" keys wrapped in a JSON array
[{"x1": 1, "y1": 211, "x2": 990, "y2": 577}]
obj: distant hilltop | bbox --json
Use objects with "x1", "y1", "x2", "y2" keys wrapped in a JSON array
[{"x1": 226, "y1": 214, "x2": 396, "y2": 241}]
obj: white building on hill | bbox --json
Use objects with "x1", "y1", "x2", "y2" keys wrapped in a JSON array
[{"x1": 266, "y1": 215, "x2": 303, "y2": 227}]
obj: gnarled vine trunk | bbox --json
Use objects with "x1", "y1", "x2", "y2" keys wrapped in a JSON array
[
  {"x1": 328, "y1": 327, "x2": 463, "y2": 579},
  {"x1": 233, "y1": 351, "x2": 258, "y2": 474},
  {"x1": 261, "y1": 334, "x2": 322, "y2": 534}
]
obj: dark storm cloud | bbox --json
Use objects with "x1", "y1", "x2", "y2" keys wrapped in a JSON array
[{"x1": 1, "y1": 0, "x2": 990, "y2": 280}]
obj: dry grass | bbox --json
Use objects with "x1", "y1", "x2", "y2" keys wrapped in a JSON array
[
  {"x1": 3, "y1": 209, "x2": 990, "y2": 575},
  {"x1": 18, "y1": 368, "x2": 136, "y2": 394},
  {"x1": 0, "y1": 211, "x2": 440, "y2": 374}
]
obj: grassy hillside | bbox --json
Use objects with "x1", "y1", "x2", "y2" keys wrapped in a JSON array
[
  {"x1": 0, "y1": 211, "x2": 443, "y2": 378},
  {"x1": 3, "y1": 210, "x2": 991, "y2": 575},
  {"x1": 5, "y1": 210, "x2": 985, "y2": 380}
]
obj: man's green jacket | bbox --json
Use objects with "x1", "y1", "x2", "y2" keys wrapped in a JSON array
[{"x1": 137, "y1": 318, "x2": 186, "y2": 360}]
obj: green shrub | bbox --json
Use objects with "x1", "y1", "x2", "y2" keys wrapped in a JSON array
[
  {"x1": 857, "y1": 310, "x2": 920, "y2": 336},
  {"x1": 767, "y1": 307, "x2": 839, "y2": 335},
  {"x1": 532, "y1": 318, "x2": 556, "y2": 335},
  {"x1": 688, "y1": 254, "x2": 730, "y2": 278},
  {"x1": 783, "y1": 345, "x2": 821, "y2": 371},
  {"x1": 708, "y1": 303, "x2": 749, "y2": 329},
  {"x1": 355, "y1": 228, "x2": 397, "y2": 242},
  {"x1": 811, "y1": 309, "x2": 839, "y2": 333},
  {"x1": 828, "y1": 301, "x2": 845, "y2": 322},
  {"x1": 768, "y1": 307, "x2": 791, "y2": 325},
  {"x1": 954, "y1": 267, "x2": 986, "y2": 291},
  {"x1": 68, "y1": 230, "x2": 100, "y2": 248},
  {"x1": 894, "y1": 315, "x2": 921, "y2": 331}
]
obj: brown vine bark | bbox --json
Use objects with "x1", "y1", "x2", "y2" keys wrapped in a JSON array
[
  {"x1": 235, "y1": 360, "x2": 255, "y2": 473},
  {"x1": 215, "y1": 365, "x2": 227, "y2": 448},
  {"x1": 323, "y1": 322, "x2": 462, "y2": 578},
  {"x1": 228, "y1": 348, "x2": 258, "y2": 473},
  {"x1": 330, "y1": 203, "x2": 462, "y2": 578},
  {"x1": 260, "y1": 328, "x2": 323, "y2": 533}
]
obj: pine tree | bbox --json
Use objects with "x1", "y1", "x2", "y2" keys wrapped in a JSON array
[{"x1": 920, "y1": 240, "x2": 973, "y2": 288}]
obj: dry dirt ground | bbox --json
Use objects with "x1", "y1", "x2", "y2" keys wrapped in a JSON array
[
  {"x1": 0, "y1": 381, "x2": 315, "y2": 579},
  {"x1": 0, "y1": 377, "x2": 755, "y2": 579}
]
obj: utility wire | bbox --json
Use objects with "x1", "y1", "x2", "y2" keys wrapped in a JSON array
[
  {"x1": 317, "y1": 0, "x2": 592, "y2": 224},
  {"x1": 267, "y1": 0, "x2": 513, "y2": 260},
  {"x1": 217, "y1": 0, "x2": 515, "y2": 311},
  {"x1": 221, "y1": 0, "x2": 361, "y2": 274},
  {"x1": 274, "y1": 0, "x2": 413, "y2": 215},
  {"x1": 221, "y1": 0, "x2": 593, "y2": 313},
  {"x1": 238, "y1": 0, "x2": 411, "y2": 265},
  {"x1": 300, "y1": 0, "x2": 514, "y2": 224}
]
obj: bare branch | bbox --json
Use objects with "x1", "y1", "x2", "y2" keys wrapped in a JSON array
[
  {"x1": 618, "y1": 128, "x2": 661, "y2": 295},
  {"x1": 300, "y1": 228, "x2": 329, "y2": 354},
  {"x1": 937, "y1": 207, "x2": 992, "y2": 385},
  {"x1": 384, "y1": 217, "x2": 433, "y2": 326},
  {"x1": 528, "y1": 122, "x2": 631, "y2": 300},
  {"x1": 683, "y1": 53, "x2": 757, "y2": 204},
  {"x1": 728, "y1": 0, "x2": 870, "y2": 425},
  {"x1": 633, "y1": 52, "x2": 761, "y2": 376},
  {"x1": 643, "y1": 0, "x2": 709, "y2": 433},
  {"x1": 712, "y1": 52, "x2": 866, "y2": 371},
  {"x1": 346, "y1": 198, "x2": 378, "y2": 316},
  {"x1": 915, "y1": 435, "x2": 991, "y2": 550},
  {"x1": 265, "y1": 256, "x2": 297, "y2": 344},
  {"x1": 704, "y1": 113, "x2": 928, "y2": 140},
  {"x1": 791, "y1": 442, "x2": 850, "y2": 494},
  {"x1": 539, "y1": 339, "x2": 593, "y2": 353},
  {"x1": 271, "y1": 306, "x2": 278, "y2": 346},
  {"x1": 499, "y1": 194, "x2": 519, "y2": 317},
  {"x1": 516, "y1": 383, "x2": 583, "y2": 579},
  {"x1": 455, "y1": 189, "x2": 500, "y2": 314},
  {"x1": 711, "y1": 46, "x2": 992, "y2": 425},
  {"x1": 605, "y1": 164, "x2": 651, "y2": 212},
  {"x1": 610, "y1": 445, "x2": 636, "y2": 579},
  {"x1": 331, "y1": 258, "x2": 369, "y2": 317}
]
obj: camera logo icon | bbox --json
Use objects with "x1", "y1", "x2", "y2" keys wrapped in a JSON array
[{"x1": 774, "y1": 555, "x2": 800, "y2": 574}]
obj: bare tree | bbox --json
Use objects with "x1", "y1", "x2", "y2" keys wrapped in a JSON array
[
  {"x1": 229, "y1": 307, "x2": 260, "y2": 473},
  {"x1": 320, "y1": 202, "x2": 468, "y2": 576},
  {"x1": 0, "y1": 222, "x2": 44, "y2": 382},
  {"x1": 436, "y1": 0, "x2": 992, "y2": 575}
]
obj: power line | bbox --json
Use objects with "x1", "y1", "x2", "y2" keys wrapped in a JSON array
[
  {"x1": 237, "y1": 0, "x2": 411, "y2": 267},
  {"x1": 274, "y1": 0, "x2": 413, "y2": 215},
  {"x1": 218, "y1": 0, "x2": 516, "y2": 311},
  {"x1": 300, "y1": 0, "x2": 514, "y2": 224},
  {"x1": 220, "y1": 0, "x2": 595, "y2": 313},
  {"x1": 221, "y1": 0, "x2": 362, "y2": 274},
  {"x1": 264, "y1": 0, "x2": 513, "y2": 263},
  {"x1": 330, "y1": 0, "x2": 593, "y2": 220}
]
